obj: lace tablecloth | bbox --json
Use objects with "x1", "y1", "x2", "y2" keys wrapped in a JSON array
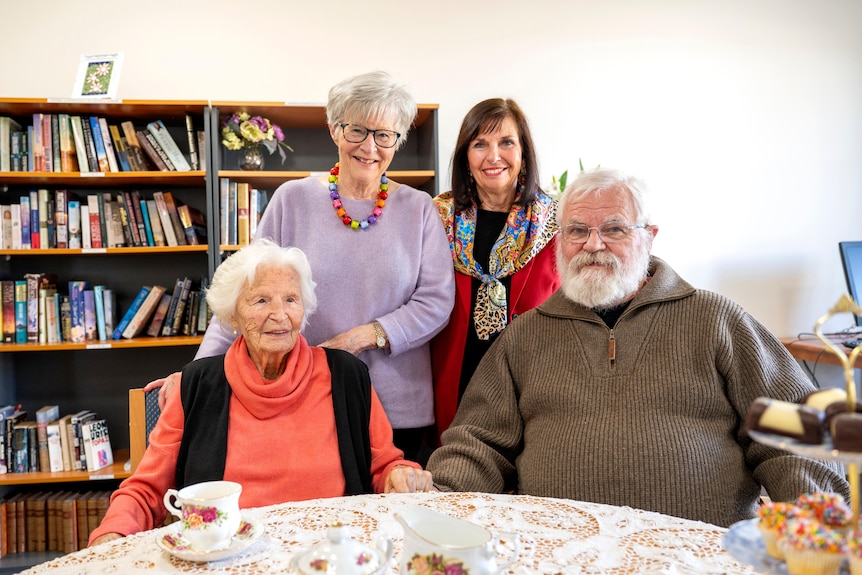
[{"x1": 20, "y1": 491, "x2": 758, "y2": 574}]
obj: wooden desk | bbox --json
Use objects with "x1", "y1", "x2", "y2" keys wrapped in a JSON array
[{"x1": 781, "y1": 335, "x2": 862, "y2": 369}]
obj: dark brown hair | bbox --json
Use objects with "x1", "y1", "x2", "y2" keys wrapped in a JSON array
[{"x1": 449, "y1": 98, "x2": 541, "y2": 212}]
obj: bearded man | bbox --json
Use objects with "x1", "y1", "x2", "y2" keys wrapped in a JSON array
[{"x1": 426, "y1": 168, "x2": 849, "y2": 528}]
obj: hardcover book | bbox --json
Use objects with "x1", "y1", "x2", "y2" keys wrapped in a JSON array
[
  {"x1": 78, "y1": 116, "x2": 99, "y2": 172},
  {"x1": 1, "y1": 280, "x2": 15, "y2": 343},
  {"x1": 88, "y1": 117, "x2": 110, "y2": 172},
  {"x1": 107, "y1": 124, "x2": 131, "y2": 171},
  {"x1": 137, "y1": 129, "x2": 171, "y2": 171},
  {"x1": 58, "y1": 114, "x2": 79, "y2": 172},
  {"x1": 83, "y1": 289, "x2": 97, "y2": 342},
  {"x1": 13, "y1": 280, "x2": 26, "y2": 344},
  {"x1": 177, "y1": 204, "x2": 207, "y2": 245},
  {"x1": 161, "y1": 191, "x2": 188, "y2": 246},
  {"x1": 93, "y1": 285, "x2": 107, "y2": 341},
  {"x1": 146, "y1": 199, "x2": 166, "y2": 246},
  {"x1": 35, "y1": 405, "x2": 59, "y2": 473},
  {"x1": 145, "y1": 292, "x2": 173, "y2": 337},
  {"x1": 152, "y1": 191, "x2": 179, "y2": 246},
  {"x1": 97, "y1": 117, "x2": 119, "y2": 173},
  {"x1": 120, "y1": 121, "x2": 147, "y2": 171},
  {"x1": 0, "y1": 116, "x2": 22, "y2": 172},
  {"x1": 19, "y1": 194, "x2": 30, "y2": 250},
  {"x1": 69, "y1": 116, "x2": 90, "y2": 173},
  {"x1": 46, "y1": 421, "x2": 64, "y2": 472}
]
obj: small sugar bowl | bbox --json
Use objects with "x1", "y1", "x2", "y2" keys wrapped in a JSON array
[{"x1": 290, "y1": 522, "x2": 392, "y2": 575}]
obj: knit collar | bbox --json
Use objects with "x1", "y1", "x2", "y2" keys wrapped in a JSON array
[{"x1": 223, "y1": 334, "x2": 317, "y2": 419}]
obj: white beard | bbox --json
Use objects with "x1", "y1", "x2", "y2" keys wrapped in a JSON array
[{"x1": 559, "y1": 245, "x2": 651, "y2": 310}]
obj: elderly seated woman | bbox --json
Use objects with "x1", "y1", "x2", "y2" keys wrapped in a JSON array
[{"x1": 90, "y1": 239, "x2": 434, "y2": 546}]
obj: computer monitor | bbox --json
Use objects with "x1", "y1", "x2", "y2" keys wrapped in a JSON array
[{"x1": 838, "y1": 241, "x2": 862, "y2": 327}]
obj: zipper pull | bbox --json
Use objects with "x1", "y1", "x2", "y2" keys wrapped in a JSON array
[{"x1": 608, "y1": 330, "x2": 616, "y2": 362}]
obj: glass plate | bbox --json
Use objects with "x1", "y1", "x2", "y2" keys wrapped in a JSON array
[
  {"x1": 724, "y1": 519, "x2": 849, "y2": 575},
  {"x1": 156, "y1": 514, "x2": 264, "y2": 562}
]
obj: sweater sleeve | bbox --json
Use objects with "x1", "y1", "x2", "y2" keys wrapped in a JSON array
[
  {"x1": 368, "y1": 387, "x2": 421, "y2": 493},
  {"x1": 194, "y1": 318, "x2": 236, "y2": 360},
  {"x1": 426, "y1": 332, "x2": 521, "y2": 493},
  {"x1": 377, "y1": 193, "x2": 454, "y2": 356},
  {"x1": 88, "y1": 379, "x2": 186, "y2": 544},
  {"x1": 722, "y1": 308, "x2": 850, "y2": 502}
]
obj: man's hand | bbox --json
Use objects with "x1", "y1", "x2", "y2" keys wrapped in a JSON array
[
  {"x1": 142, "y1": 371, "x2": 181, "y2": 411},
  {"x1": 384, "y1": 466, "x2": 436, "y2": 493}
]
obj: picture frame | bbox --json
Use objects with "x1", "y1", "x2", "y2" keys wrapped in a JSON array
[{"x1": 71, "y1": 53, "x2": 124, "y2": 100}]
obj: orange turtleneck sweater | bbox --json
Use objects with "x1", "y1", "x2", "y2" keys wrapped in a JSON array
[{"x1": 89, "y1": 336, "x2": 416, "y2": 543}]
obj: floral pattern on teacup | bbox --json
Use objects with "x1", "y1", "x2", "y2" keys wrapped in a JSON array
[
  {"x1": 182, "y1": 504, "x2": 229, "y2": 530},
  {"x1": 407, "y1": 553, "x2": 470, "y2": 575}
]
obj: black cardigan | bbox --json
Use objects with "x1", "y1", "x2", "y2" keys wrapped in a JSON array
[{"x1": 175, "y1": 347, "x2": 373, "y2": 494}]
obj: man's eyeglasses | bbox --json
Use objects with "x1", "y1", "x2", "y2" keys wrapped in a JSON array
[
  {"x1": 339, "y1": 124, "x2": 401, "y2": 148},
  {"x1": 561, "y1": 222, "x2": 647, "y2": 244}
]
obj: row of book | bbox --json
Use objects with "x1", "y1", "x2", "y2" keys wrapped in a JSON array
[
  {"x1": 0, "y1": 489, "x2": 112, "y2": 556},
  {"x1": 0, "y1": 404, "x2": 113, "y2": 475},
  {"x1": 0, "y1": 273, "x2": 210, "y2": 344},
  {"x1": 219, "y1": 178, "x2": 269, "y2": 246},
  {"x1": 0, "y1": 188, "x2": 206, "y2": 250},
  {"x1": 115, "y1": 277, "x2": 211, "y2": 339},
  {"x1": 0, "y1": 113, "x2": 205, "y2": 173}
]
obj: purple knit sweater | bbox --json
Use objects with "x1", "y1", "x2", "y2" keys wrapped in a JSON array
[{"x1": 196, "y1": 176, "x2": 455, "y2": 428}]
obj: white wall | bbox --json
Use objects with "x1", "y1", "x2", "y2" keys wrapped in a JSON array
[{"x1": 2, "y1": 0, "x2": 861, "y2": 338}]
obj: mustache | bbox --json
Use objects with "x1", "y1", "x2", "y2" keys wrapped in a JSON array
[{"x1": 568, "y1": 250, "x2": 620, "y2": 272}]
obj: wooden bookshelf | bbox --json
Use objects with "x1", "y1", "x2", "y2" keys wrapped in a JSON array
[{"x1": 0, "y1": 449, "x2": 130, "y2": 485}]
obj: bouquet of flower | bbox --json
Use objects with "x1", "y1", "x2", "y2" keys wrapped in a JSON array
[{"x1": 221, "y1": 112, "x2": 293, "y2": 163}]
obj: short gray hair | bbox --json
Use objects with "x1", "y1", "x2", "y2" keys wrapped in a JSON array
[
  {"x1": 557, "y1": 168, "x2": 653, "y2": 228},
  {"x1": 206, "y1": 239, "x2": 318, "y2": 332},
  {"x1": 325, "y1": 71, "x2": 417, "y2": 150}
]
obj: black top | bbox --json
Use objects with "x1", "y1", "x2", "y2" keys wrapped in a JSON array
[{"x1": 460, "y1": 210, "x2": 511, "y2": 399}]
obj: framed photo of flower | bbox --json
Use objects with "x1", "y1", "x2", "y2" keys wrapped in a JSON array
[{"x1": 71, "y1": 52, "x2": 124, "y2": 100}]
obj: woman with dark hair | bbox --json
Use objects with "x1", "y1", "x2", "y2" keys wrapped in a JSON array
[{"x1": 431, "y1": 98, "x2": 559, "y2": 438}]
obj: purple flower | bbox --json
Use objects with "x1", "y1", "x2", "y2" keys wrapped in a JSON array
[
  {"x1": 272, "y1": 124, "x2": 285, "y2": 142},
  {"x1": 201, "y1": 507, "x2": 219, "y2": 523}
]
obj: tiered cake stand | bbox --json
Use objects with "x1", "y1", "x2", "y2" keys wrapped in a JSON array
[{"x1": 729, "y1": 294, "x2": 862, "y2": 573}]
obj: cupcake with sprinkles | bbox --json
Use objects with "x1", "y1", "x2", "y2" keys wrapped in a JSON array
[
  {"x1": 797, "y1": 492, "x2": 854, "y2": 534},
  {"x1": 778, "y1": 516, "x2": 847, "y2": 575},
  {"x1": 757, "y1": 501, "x2": 811, "y2": 559},
  {"x1": 848, "y1": 528, "x2": 862, "y2": 575}
]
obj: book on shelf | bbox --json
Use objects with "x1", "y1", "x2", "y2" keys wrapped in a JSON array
[
  {"x1": 68, "y1": 199, "x2": 81, "y2": 248},
  {"x1": 0, "y1": 404, "x2": 19, "y2": 474},
  {"x1": 97, "y1": 117, "x2": 119, "y2": 173},
  {"x1": 169, "y1": 277, "x2": 193, "y2": 336},
  {"x1": 145, "y1": 199, "x2": 166, "y2": 246},
  {"x1": 4, "y1": 409, "x2": 26, "y2": 472},
  {"x1": 31, "y1": 113, "x2": 44, "y2": 172},
  {"x1": 93, "y1": 285, "x2": 107, "y2": 341},
  {"x1": 145, "y1": 292, "x2": 173, "y2": 337},
  {"x1": 13, "y1": 280, "x2": 26, "y2": 344},
  {"x1": 103, "y1": 194, "x2": 124, "y2": 248},
  {"x1": 59, "y1": 294, "x2": 71, "y2": 342},
  {"x1": 69, "y1": 116, "x2": 90, "y2": 173},
  {"x1": 81, "y1": 419, "x2": 113, "y2": 472},
  {"x1": 38, "y1": 188, "x2": 50, "y2": 248},
  {"x1": 198, "y1": 276, "x2": 211, "y2": 333},
  {"x1": 112, "y1": 285, "x2": 151, "y2": 340},
  {"x1": 185, "y1": 114, "x2": 199, "y2": 170},
  {"x1": 136, "y1": 129, "x2": 171, "y2": 171},
  {"x1": 147, "y1": 120, "x2": 191, "y2": 171},
  {"x1": 56, "y1": 413, "x2": 74, "y2": 472},
  {"x1": 80, "y1": 204, "x2": 90, "y2": 249},
  {"x1": 10, "y1": 203, "x2": 22, "y2": 250},
  {"x1": 197, "y1": 130, "x2": 207, "y2": 171},
  {"x1": 54, "y1": 189, "x2": 69, "y2": 248},
  {"x1": 67, "y1": 280, "x2": 89, "y2": 343},
  {"x1": 88, "y1": 117, "x2": 110, "y2": 172},
  {"x1": 120, "y1": 121, "x2": 147, "y2": 171},
  {"x1": 58, "y1": 114, "x2": 79, "y2": 173},
  {"x1": 35, "y1": 405, "x2": 59, "y2": 473},
  {"x1": 12, "y1": 421, "x2": 36, "y2": 473},
  {"x1": 38, "y1": 284, "x2": 57, "y2": 344},
  {"x1": 114, "y1": 193, "x2": 136, "y2": 247},
  {"x1": 161, "y1": 191, "x2": 188, "y2": 246},
  {"x1": 9, "y1": 130, "x2": 28, "y2": 171},
  {"x1": 1, "y1": 280, "x2": 14, "y2": 343},
  {"x1": 102, "y1": 288, "x2": 115, "y2": 337},
  {"x1": 139, "y1": 197, "x2": 155, "y2": 246},
  {"x1": 46, "y1": 421, "x2": 64, "y2": 472},
  {"x1": 0, "y1": 116, "x2": 23, "y2": 172},
  {"x1": 161, "y1": 278, "x2": 185, "y2": 336},
  {"x1": 177, "y1": 203, "x2": 207, "y2": 245},
  {"x1": 0, "y1": 205, "x2": 11, "y2": 250},
  {"x1": 19, "y1": 195, "x2": 30, "y2": 250},
  {"x1": 107, "y1": 124, "x2": 131, "y2": 172},
  {"x1": 28, "y1": 189, "x2": 39, "y2": 249},
  {"x1": 86, "y1": 194, "x2": 102, "y2": 249},
  {"x1": 69, "y1": 410, "x2": 95, "y2": 472},
  {"x1": 78, "y1": 115, "x2": 99, "y2": 172},
  {"x1": 130, "y1": 191, "x2": 148, "y2": 246},
  {"x1": 152, "y1": 191, "x2": 179, "y2": 246},
  {"x1": 49, "y1": 114, "x2": 60, "y2": 173},
  {"x1": 83, "y1": 289, "x2": 97, "y2": 342},
  {"x1": 219, "y1": 178, "x2": 230, "y2": 245},
  {"x1": 41, "y1": 114, "x2": 54, "y2": 172},
  {"x1": 236, "y1": 182, "x2": 250, "y2": 246},
  {"x1": 121, "y1": 284, "x2": 166, "y2": 339},
  {"x1": 95, "y1": 193, "x2": 109, "y2": 247}
]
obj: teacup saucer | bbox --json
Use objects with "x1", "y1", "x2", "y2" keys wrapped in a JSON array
[{"x1": 156, "y1": 514, "x2": 264, "y2": 562}]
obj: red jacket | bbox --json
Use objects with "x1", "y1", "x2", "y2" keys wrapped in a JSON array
[{"x1": 430, "y1": 238, "x2": 560, "y2": 441}]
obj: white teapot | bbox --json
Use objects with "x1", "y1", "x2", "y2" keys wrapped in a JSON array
[
  {"x1": 290, "y1": 522, "x2": 392, "y2": 575},
  {"x1": 395, "y1": 506, "x2": 520, "y2": 575}
]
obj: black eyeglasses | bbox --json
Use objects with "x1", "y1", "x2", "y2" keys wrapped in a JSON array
[
  {"x1": 339, "y1": 124, "x2": 401, "y2": 148},
  {"x1": 561, "y1": 222, "x2": 647, "y2": 244}
]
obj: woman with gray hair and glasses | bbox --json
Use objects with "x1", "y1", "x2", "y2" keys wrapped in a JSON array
[{"x1": 147, "y1": 71, "x2": 454, "y2": 464}]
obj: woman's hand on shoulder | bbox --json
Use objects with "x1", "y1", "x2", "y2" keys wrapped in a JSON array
[
  {"x1": 142, "y1": 371, "x2": 181, "y2": 411},
  {"x1": 318, "y1": 324, "x2": 379, "y2": 356},
  {"x1": 384, "y1": 465, "x2": 436, "y2": 493},
  {"x1": 90, "y1": 532, "x2": 122, "y2": 547}
]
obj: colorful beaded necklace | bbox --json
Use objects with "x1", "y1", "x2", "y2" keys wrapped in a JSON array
[{"x1": 328, "y1": 162, "x2": 388, "y2": 230}]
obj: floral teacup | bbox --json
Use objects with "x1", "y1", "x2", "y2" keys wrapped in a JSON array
[{"x1": 163, "y1": 480, "x2": 242, "y2": 552}]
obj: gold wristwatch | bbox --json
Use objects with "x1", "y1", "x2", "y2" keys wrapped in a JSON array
[{"x1": 372, "y1": 321, "x2": 387, "y2": 349}]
